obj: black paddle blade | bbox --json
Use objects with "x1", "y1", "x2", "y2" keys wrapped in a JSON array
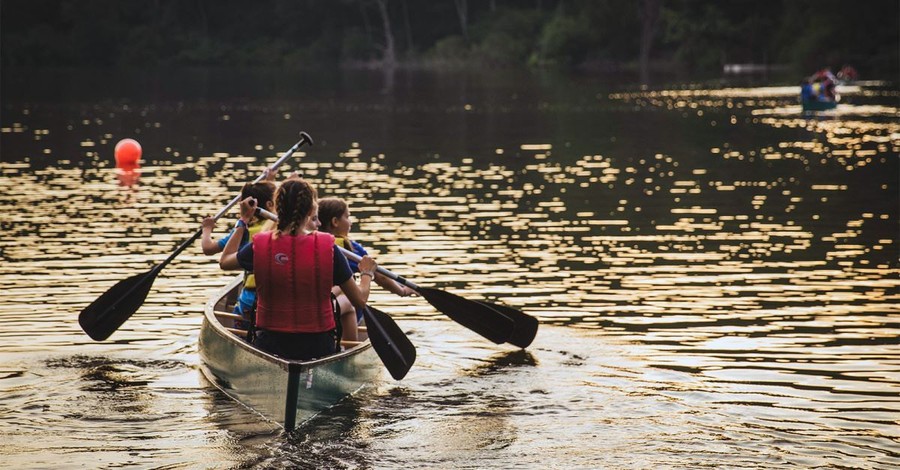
[
  {"x1": 418, "y1": 287, "x2": 514, "y2": 344},
  {"x1": 78, "y1": 270, "x2": 158, "y2": 341},
  {"x1": 363, "y1": 306, "x2": 416, "y2": 380},
  {"x1": 477, "y1": 301, "x2": 538, "y2": 348}
]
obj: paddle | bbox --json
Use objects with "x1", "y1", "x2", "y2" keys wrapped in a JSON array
[
  {"x1": 475, "y1": 301, "x2": 538, "y2": 348},
  {"x1": 78, "y1": 132, "x2": 314, "y2": 341},
  {"x1": 337, "y1": 247, "x2": 538, "y2": 346},
  {"x1": 363, "y1": 305, "x2": 416, "y2": 380},
  {"x1": 254, "y1": 203, "x2": 536, "y2": 347},
  {"x1": 245, "y1": 208, "x2": 418, "y2": 377}
]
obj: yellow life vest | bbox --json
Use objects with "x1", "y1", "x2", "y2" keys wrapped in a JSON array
[
  {"x1": 243, "y1": 219, "x2": 266, "y2": 289},
  {"x1": 812, "y1": 82, "x2": 823, "y2": 96},
  {"x1": 333, "y1": 236, "x2": 354, "y2": 252}
]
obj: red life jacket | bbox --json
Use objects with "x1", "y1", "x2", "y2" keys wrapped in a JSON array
[{"x1": 252, "y1": 231, "x2": 336, "y2": 333}]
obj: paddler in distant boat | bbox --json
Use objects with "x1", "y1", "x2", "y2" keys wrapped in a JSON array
[
  {"x1": 837, "y1": 65, "x2": 858, "y2": 83},
  {"x1": 801, "y1": 67, "x2": 839, "y2": 107},
  {"x1": 812, "y1": 68, "x2": 838, "y2": 102},
  {"x1": 800, "y1": 78, "x2": 817, "y2": 102}
]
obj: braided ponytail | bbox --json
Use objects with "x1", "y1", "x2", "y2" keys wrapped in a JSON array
[{"x1": 274, "y1": 177, "x2": 317, "y2": 237}]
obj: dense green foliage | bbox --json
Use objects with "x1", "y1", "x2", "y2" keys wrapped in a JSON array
[{"x1": 1, "y1": 0, "x2": 896, "y2": 76}]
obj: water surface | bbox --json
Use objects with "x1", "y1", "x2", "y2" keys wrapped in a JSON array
[{"x1": 1, "y1": 67, "x2": 898, "y2": 468}]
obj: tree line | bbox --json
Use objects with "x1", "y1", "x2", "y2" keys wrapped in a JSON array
[{"x1": 2, "y1": 0, "x2": 896, "y2": 78}]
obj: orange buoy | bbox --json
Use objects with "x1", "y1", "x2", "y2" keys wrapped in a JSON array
[{"x1": 114, "y1": 138, "x2": 142, "y2": 171}]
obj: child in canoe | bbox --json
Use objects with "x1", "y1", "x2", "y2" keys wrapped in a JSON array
[
  {"x1": 317, "y1": 197, "x2": 415, "y2": 341},
  {"x1": 201, "y1": 178, "x2": 276, "y2": 326},
  {"x1": 219, "y1": 178, "x2": 377, "y2": 360}
]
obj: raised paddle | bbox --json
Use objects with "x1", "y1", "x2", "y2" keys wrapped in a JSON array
[
  {"x1": 78, "y1": 132, "x2": 314, "y2": 341},
  {"x1": 336, "y1": 247, "x2": 537, "y2": 346}
]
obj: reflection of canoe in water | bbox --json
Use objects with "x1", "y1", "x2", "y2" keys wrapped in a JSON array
[
  {"x1": 199, "y1": 275, "x2": 381, "y2": 431},
  {"x1": 802, "y1": 99, "x2": 838, "y2": 112}
]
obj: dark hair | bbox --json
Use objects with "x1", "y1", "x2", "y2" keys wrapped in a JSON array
[
  {"x1": 241, "y1": 181, "x2": 276, "y2": 210},
  {"x1": 317, "y1": 197, "x2": 348, "y2": 233},
  {"x1": 274, "y1": 177, "x2": 317, "y2": 236}
]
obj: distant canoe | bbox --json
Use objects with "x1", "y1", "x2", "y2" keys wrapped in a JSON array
[
  {"x1": 802, "y1": 99, "x2": 838, "y2": 112},
  {"x1": 199, "y1": 275, "x2": 381, "y2": 431}
]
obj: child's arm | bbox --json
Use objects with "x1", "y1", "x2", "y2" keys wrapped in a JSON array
[
  {"x1": 220, "y1": 198, "x2": 255, "y2": 270},
  {"x1": 200, "y1": 217, "x2": 223, "y2": 255},
  {"x1": 341, "y1": 256, "x2": 377, "y2": 309}
]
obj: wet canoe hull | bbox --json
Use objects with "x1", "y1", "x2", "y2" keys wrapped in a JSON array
[
  {"x1": 802, "y1": 99, "x2": 838, "y2": 111},
  {"x1": 199, "y1": 276, "x2": 381, "y2": 431}
]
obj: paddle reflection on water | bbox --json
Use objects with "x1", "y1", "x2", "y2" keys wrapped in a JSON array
[{"x1": 464, "y1": 349, "x2": 539, "y2": 376}]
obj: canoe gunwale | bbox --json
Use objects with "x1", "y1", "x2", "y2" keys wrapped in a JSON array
[
  {"x1": 200, "y1": 274, "x2": 382, "y2": 430},
  {"x1": 202, "y1": 275, "x2": 374, "y2": 374}
]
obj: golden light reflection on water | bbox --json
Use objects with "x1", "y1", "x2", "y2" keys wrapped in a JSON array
[
  {"x1": 2, "y1": 114, "x2": 897, "y2": 326},
  {"x1": 1, "y1": 78, "x2": 898, "y2": 467}
]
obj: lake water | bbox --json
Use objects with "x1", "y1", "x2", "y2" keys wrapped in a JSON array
[{"x1": 1, "y1": 67, "x2": 898, "y2": 468}]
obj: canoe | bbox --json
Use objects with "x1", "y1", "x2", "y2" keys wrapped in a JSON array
[
  {"x1": 802, "y1": 99, "x2": 838, "y2": 112},
  {"x1": 198, "y1": 275, "x2": 382, "y2": 431}
]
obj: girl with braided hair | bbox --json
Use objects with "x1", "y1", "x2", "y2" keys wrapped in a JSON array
[{"x1": 220, "y1": 177, "x2": 377, "y2": 360}]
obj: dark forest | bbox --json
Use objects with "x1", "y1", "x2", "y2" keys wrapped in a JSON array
[{"x1": 2, "y1": 0, "x2": 897, "y2": 78}]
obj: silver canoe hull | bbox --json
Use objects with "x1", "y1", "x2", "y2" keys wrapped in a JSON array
[{"x1": 199, "y1": 276, "x2": 381, "y2": 431}]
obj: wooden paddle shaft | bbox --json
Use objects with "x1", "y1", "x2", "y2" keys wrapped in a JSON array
[
  {"x1": 78, "y1": 132, "x2": 315, "y2": 341},
  {"x1": 147, "y1": 133, "x2": 312, "y2": 277},
  {"x1": 336, "y1": 246, "x2": 421, "y2": 290},
  {"x1": 211, "y1": 131, "x2": 312, "y2": 222}
]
